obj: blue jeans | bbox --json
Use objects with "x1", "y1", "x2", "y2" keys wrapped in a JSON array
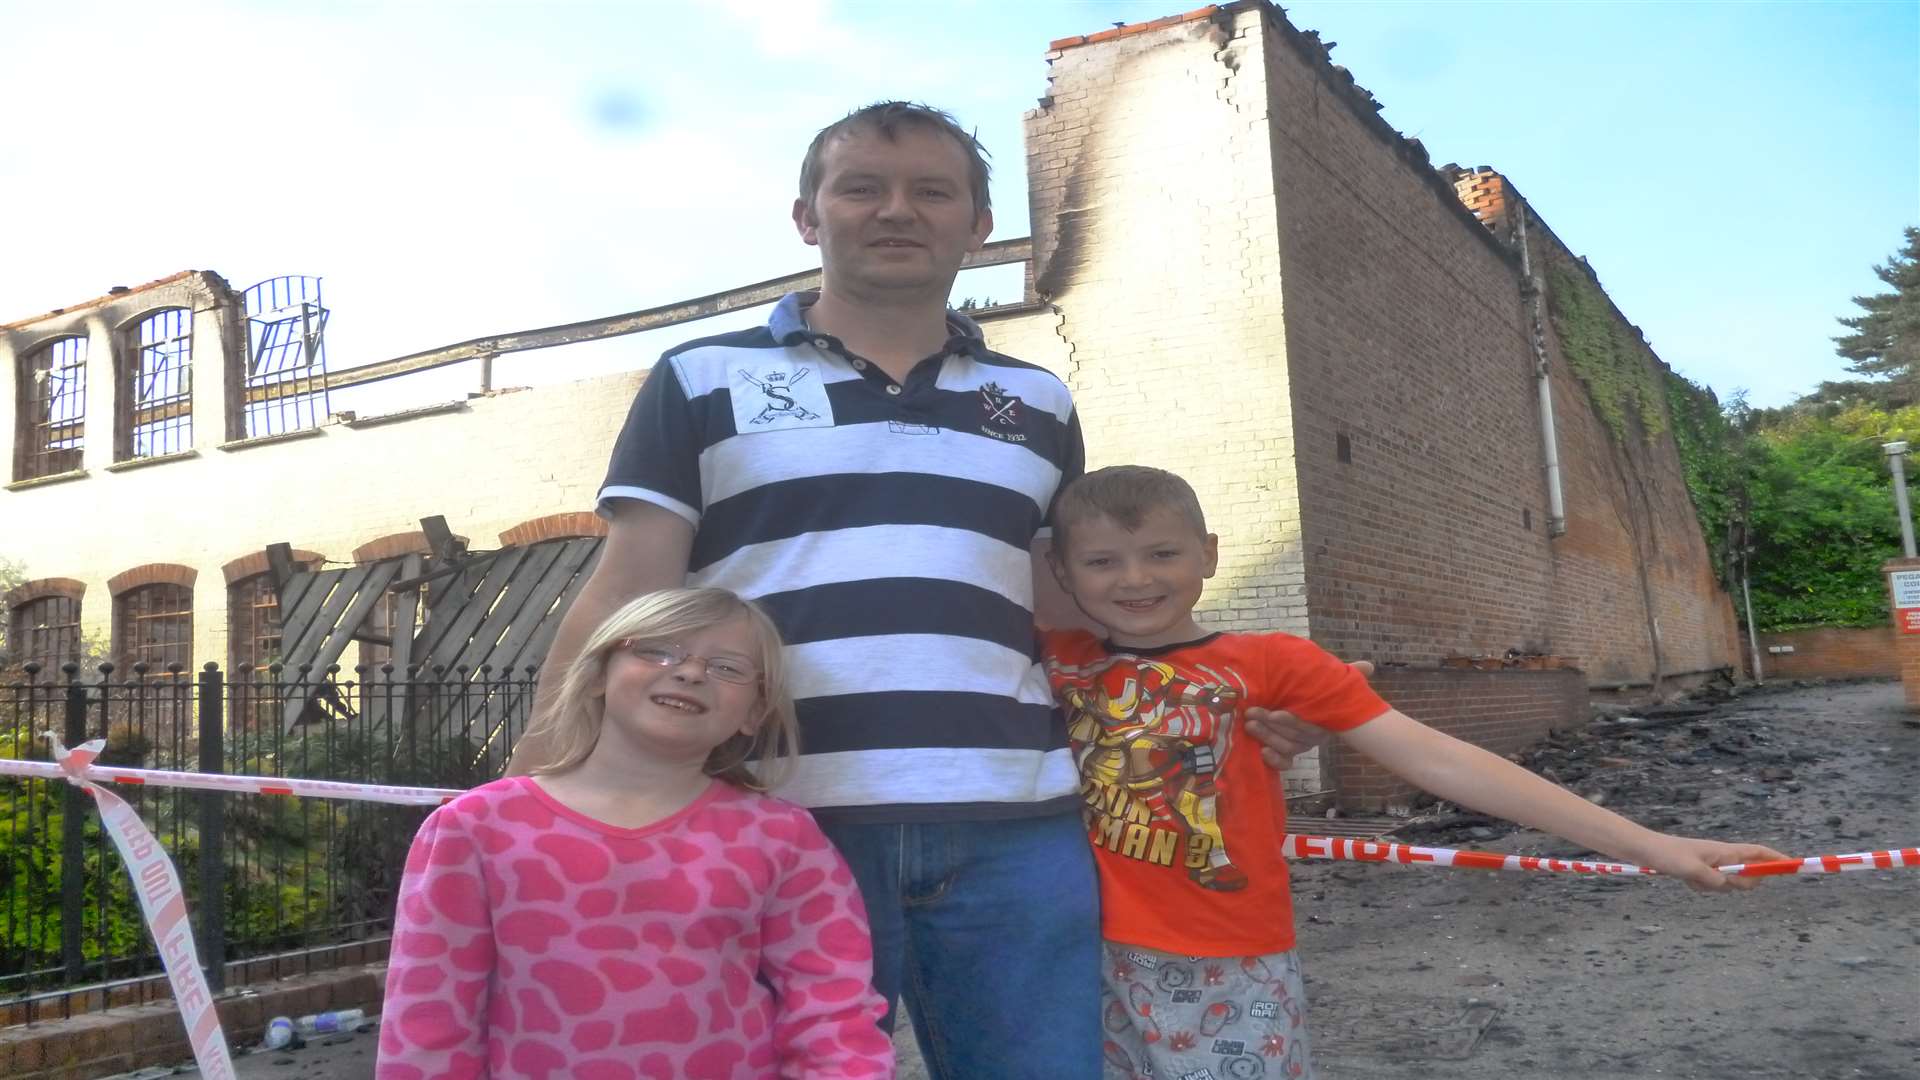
[{"x1": 820, "y1": 812, "x2": 1102, "y2": 1080}]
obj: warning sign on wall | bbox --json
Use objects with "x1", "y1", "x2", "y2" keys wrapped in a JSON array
[{"x1": 1892, "y1": 571, "x2": 1920, "y2": 634}]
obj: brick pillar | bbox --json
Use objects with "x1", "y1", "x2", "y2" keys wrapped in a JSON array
[{"x1": 1881, "y1": 556, "x2": 1920, "y2": 710}]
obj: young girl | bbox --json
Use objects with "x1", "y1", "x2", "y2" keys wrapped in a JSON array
[{"x1": 378, "y1": 587, "x2": 893, "y2": 1079}]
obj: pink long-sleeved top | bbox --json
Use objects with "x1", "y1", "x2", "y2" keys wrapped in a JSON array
[{"x1": 378, "y1": 776, "x2": 893, "y2": 1080}]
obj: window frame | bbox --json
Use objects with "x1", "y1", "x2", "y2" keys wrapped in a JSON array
[
  {"x1": 113, "y1": 582, "x2": 193, "y2": 674},
  {"x1": 118, "y1": 308, "x2": 193, "y2": 461},
  {"x1": 16, "y1": 335, "x2": 89, "y2": 481},
  {"x1": 227, "y1": 572, "x2": 285, "y2": 673},
  {"x1": 8, "y1": 594, "x2": 82, "y2": 671}
]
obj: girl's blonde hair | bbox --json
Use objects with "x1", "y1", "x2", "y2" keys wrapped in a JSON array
[{"x1": 524, "y1": 587, "x2": 799, "y2": 792}]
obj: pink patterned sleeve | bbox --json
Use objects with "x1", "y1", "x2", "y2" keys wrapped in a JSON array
[
  {"x1": 759, "y1": 808, "x2": 894, "y2": 1079},
  {"x1": 377, "y1": 805, "x2": 496, "y2": 1080}
]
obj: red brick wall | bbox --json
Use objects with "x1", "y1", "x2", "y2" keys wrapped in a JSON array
[
  {"x1": 220, "y1": 548, "x2": 325, "y2": 585},
  {"x1": 1752, "y1": 627, "x2": 1899, "y2": 680},
  {"x1": 1251, "y1": 7, "x2": 1738, "y2": 684},
  {"x1": 499, "y1": 511, "x2": 607, "y2": 547},
  {"x1": 3, "y1": 576, "x2": 85, "y2": 607},
  {"x1": 353, "y1": 531, "x2": 433, "y2": 564},
  {"x1": 1527, "y1": 227, "x2": 1742, "y2": 685},
  {"x1": 1326, "y1": 667, "x2": 1586, "y2": 812},
  {"x1": 106, "y1": 563, "x2": 196, "y2": 594},
  {"x1": 1260, "y1": 20, "x2": 1557, "y2": 665}
]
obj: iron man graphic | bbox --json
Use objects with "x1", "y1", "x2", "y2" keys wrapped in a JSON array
[{"x1": 1061, "y1": 656, "x2": 1246, "y2": 890}]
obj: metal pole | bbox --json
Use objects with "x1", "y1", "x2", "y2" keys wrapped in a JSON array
[
  {"x1": 1742, "y1": 561, "x2": 1764, "y2": 684},
  {"x1": 197, "y1": 664, "x2": 227, "y2": 993},
  {"x1": 1885, "y1": 441, "x2": 1916, "y2": 558},
  {"x1": 59, "y1": 682, "x2": 88, "y2": 982}
]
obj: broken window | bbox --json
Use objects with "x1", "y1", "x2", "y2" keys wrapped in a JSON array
[
  {"x1": 8, "y1": 594, "x2": 81, "y2": 670},
  {"x1": 114, "y1": 583, "x2": 192, "y2": 673},
  {"x1": 228, "y1": 572, "x2": 284, "y2": 671},
  {"x1": 242, "y1": 276, "x2": 332, "y2": 438},
  {"x1": 16, "y1": 336, "x2": 87, "y2": 481},
  {"x1": 120, "y1": 308, "x2": 193, "y2": 460}
]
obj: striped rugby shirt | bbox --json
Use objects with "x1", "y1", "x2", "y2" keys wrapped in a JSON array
[{"x1": 597, "y1": 292, "x2": 1085, "y2": 822}]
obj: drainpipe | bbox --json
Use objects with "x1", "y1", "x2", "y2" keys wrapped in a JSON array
[{"x1": 1516, "y1": 207, "x2": 1567, "y2": 536}]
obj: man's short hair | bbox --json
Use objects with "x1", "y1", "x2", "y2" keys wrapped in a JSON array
[
  {"x1": 1053, "y1": 465, "x2": 1210, "y2": 552},
  {"x1": 798, "y1": 101, "x2": 993, "y2": 218}
]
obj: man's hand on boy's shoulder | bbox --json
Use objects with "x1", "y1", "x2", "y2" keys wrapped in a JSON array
[{"x1": 1245, "y1": 660, "x2": 1375, "y2": 769}]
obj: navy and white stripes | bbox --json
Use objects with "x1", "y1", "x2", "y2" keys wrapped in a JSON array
[{"x1": 598, "y1": 293, "x2": 1084, "y2": 821}]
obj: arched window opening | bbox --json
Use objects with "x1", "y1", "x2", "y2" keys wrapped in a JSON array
[
  {"x1": 243, "y1": 276, "x2": 331, "y2": 438},
  {"x1": 9, "y1": 595, "x2": 81, "y2": 670},
  {"x1": 121, "y1": 308, "x2": 193, "y2": 460},
  {"x1": 114, "y1": 583, "x2": 192, "y2": 672},
  {"x1": 16, "y1": 336, "x2": 87, "y2": 481},
  {"x1": 229, "y1": 573, "x2": 285, "y2": 671}
]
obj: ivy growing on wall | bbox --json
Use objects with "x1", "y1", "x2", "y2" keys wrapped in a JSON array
[
  {"x1": 1545, "y1": 261, "x2": 1666, "y2": 443},
  {"x1": 1664, "y1": 372, "x2": 1747, "y2": 587}
]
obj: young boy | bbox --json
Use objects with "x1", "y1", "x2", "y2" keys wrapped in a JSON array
[{"x1": 1040, "y1": 465, "x2": 1784, "y2": 1080}]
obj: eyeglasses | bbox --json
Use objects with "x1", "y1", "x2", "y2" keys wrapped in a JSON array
[{"x1": 613, "y1": 639, "x2": 761, "y2": 685}]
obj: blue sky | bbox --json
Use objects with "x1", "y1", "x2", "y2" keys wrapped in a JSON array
[{"x1": 2, "y1": 0, "x2": 1912, "y2": 411}]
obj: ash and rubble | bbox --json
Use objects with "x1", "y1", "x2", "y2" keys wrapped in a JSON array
[
  {"x1": 1288, "y1": 677, "x2": 1919, "y2": 1080},
  {"x1": 1381, "y1": 677, "x2": 1890, "y2": 857}
]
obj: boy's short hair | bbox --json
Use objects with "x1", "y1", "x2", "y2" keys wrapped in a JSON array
[
  {"x1": 1052, "y1": 465, "x2": 1209, "y2": 552},
  {"x1": 798, "y1": 101, "x2": 993, "y2": 218}
]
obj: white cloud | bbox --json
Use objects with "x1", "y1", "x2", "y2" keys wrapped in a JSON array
[{"x1": 718, "y1": 0, "x2": 863, "y2": 58}]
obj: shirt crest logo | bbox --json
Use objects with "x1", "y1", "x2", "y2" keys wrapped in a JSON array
[
  {"x1": 741, "y1": 367, "x2": 818, "y2": 424},
  {"x1": 977, "y1": 381, "x2": 1028, "y2": 443},
  {"x1": 730, "y1": 363, "x2": 834, "y2": 432},
  {"x1": 980, "y1": 382, "x2": 1021, "y2": 426}
]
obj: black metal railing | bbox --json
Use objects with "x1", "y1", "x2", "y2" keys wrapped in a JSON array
[{"x1": 0, "y1": 661, "x2": 536, "y2": 1025}]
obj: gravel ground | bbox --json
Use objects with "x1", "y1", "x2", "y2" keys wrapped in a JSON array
[
  {"x1": 1298, "y1": 677, "x2": 1919, "y2": 1080},
  {"x1": 133, "y1": 679, "x2": 1917, "y2": 1080}
]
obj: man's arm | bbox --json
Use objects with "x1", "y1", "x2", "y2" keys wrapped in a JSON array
[
  {"x1": 1030, "y1": 537, "x2": 1098, "y2": 632},
  {"x1": 504, "y1": 500, "x2": 694, "y2": 775},
  {"x1": 1245, "y1": 661, "x2": 1373, "y2": 769}
]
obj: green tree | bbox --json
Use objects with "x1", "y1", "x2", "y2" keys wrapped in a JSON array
[
  {"x1": 1830, "y1": 226, "x2": 1920, "y2": 405},
  {"x1": 1743, "y1": 404, "x2": 1916, "y2": 630}
]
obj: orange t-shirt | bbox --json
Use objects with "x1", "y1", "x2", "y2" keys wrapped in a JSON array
[{"x1": 1042, "y1": 629, "x2": 1390, "y2": 956}]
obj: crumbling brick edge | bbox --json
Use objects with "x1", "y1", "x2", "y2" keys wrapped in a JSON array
[{"x1": 0, "y1": 963, "x2": 388, "y2": 1080}]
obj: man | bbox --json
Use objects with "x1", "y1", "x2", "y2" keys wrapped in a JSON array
[
  {"x1": 510, "y1": 101, "x2": 1333, "y2": 1076},
  {"x1": 512, "y1": 102, "x2": 1099, "y2": 1078}
]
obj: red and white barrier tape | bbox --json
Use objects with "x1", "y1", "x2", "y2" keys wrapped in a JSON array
[
  {"x1": 7, "y1": 740, "x2": 463, "y2": 1076},
  {"x1": 6, "y1": 745, "x2": 1914, "y2": 1074},
  {"x1": 0, "y1": 754, "x2": 462, "y2": 805},
  {"x1": 1281, "y1": 834, "x2": 1920, "y2": 877},
  {"x1": 39, "y1": 736, "x2": 237, "y2": 1079}
]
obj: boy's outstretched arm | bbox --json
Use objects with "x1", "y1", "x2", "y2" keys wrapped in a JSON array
[{"x1": 1340, "y1": 710, "x2": 1788, "y2": 893}]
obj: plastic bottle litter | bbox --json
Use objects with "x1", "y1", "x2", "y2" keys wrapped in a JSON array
[
  {"x1": 294, "y1": 1008, "x2": 368, "y2": 1036},
  {"x1": 263, "y1": 1015, "x2": 296, "y2": 1050}
]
